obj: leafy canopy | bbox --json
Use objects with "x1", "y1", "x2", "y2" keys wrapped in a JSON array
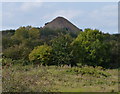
[
  {"x1": 72, "y1": 28, "x2": 111, "y2": 67},
  {"x1": 29, "y1": 45, "x2": 52, "y2": 65},
  {"x1": 50, "y1": 34, "x2": 75, "y2": 66}
]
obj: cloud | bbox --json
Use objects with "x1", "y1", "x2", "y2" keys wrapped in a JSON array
[
  {"x1": 2, "y1": 0, "x2": 43, "y2": 2},
  {"x1": 43, "y1": 10, "x2": 83, "y2": 21},
  {"x1": 20, "y1": 2, "x2": 43, "y2": 12},
  {"x1": 2, "y1": 2, "x2": 43, "y2": 19},
  {"x1": 54, "y1": 10, "x2": 82, "y2": 19},
  {"x1": 90, "y1": 5, "x2": 117, "y2": 19},
  {"x1": 1, "y1": 0, "x2": 119, "y2": 2},
  {"x1": 2, "y1": 2, "x2": 118, "y2": 34},
  {"x1": 83, "y1": 4, "x2": 118, "y2": 33}
]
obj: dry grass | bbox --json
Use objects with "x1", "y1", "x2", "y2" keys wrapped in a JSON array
[{"x1": 2, "y1": 64, "x2": 119, "y2": 92}]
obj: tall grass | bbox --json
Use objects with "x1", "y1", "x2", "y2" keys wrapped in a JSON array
[{"x1": 2, "y1": 65, "x2": 119, "y2": 92}]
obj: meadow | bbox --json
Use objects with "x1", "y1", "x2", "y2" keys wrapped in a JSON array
[{"x1": 2, "y1": 64, "x2": 119, "y2": 92}]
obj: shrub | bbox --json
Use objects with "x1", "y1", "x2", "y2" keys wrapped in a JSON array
[
  {"x1": 3, "y1": 44, "x2": 32, "y2": 60},
  {"x1": 72, "y1": 28, "x2": 111, "y2": 67},
  {"x1": 66, "y1": 66, "x2": 111, "y2": 77},
  {"x1": 29, "y1": 45, "x2": 52, "y2": 65},
  {"x1": 50, "y1": 34, "x2": 75, "y2": 66}
]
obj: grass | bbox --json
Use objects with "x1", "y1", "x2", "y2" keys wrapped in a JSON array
[{"x1": 2, "y1": 64, "x2": 119, "y2": 92}]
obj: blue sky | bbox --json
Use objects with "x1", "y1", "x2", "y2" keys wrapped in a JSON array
[{"x1": 2, "y1": 2, "x2": 118, "y2": 34}]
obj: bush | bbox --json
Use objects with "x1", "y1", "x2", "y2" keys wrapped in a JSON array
[
  {"x1": 29, "y1": 45, "x2": 52, "y2": 65},
  {"x1": 50, "y1": 34, "x2": 75, "y2": 66},
  {"x1": 66, "y1": 66, "x2": 111, "y2": 77},
  {"x1": 72, "y1": 29, "x2": 111, "y2": 67},
  {"x1": 3, "y1": 44, "x2": 32, "y2": 60}
]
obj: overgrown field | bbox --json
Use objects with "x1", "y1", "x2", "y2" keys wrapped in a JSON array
[{"x1": 2, "y1": 64, "x2": 119, "y2": 92}]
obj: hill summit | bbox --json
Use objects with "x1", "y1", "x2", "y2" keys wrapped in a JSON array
[{"x1": 43, "y1": 16, "x2": 82, "y2": 33}]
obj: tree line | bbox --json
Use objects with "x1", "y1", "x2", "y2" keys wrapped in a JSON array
[{"x1": 2, "y1": 26, "x2": 120, "y2": 68}]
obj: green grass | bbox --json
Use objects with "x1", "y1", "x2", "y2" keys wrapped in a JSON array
[{"x1": 2, "y1": 64, "x2": 119, "y2": 92}]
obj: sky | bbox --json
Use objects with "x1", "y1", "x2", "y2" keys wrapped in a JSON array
[{"x1": 1, "y1": 2, "x2": 118, "y2": 34}]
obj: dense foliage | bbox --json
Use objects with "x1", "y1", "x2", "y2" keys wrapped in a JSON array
[
  {"x1": 29, "y1": 45, "x2": 52, "y2": 65},
  {"x1": 50, "y1": 34, "x2": 74, "y2": 66},
  {"x1": 2, "y1": 26, "x2": 120, "y2": 68},
  {"x1": 72, "y1": 29, "x2": 111, "y2": 67}
]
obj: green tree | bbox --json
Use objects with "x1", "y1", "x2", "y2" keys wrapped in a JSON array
[
  {"x1": 12, "y1": 26, "x2": 40, "y2": 44},
  {"x1": 72, "y1": 28, "x2": 111, "y2": 67},
  {"x1": 2, "y1": 30, "x2": 16, "y2": 50},
  {"x1": 50, "y1": 34, "x2": 75, "y2": 66},
  {"x1": 4, "y1": 26, "x2": 42, "y2": 61},
  {"x1": 109, "y1": 34, "x2": 120, "y2": 68},
  {"x1": 12, "y1": 27, "x2": 29, "y2": 43},
  {"x1": 29, "y1": 45, "x2": 52, "y2": 65},
  {"x1": 3, "y1": 44, "x2": 31, "y2": 60}
]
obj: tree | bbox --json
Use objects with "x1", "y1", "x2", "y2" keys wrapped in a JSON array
[
  {"x1": 72, "y1": 28, "x2": 111, "y2": 67},
  {"x1": 2, "y1": 30, "x2": 16, "y2": 50},
  {"x1": 50, "y1": 34, "x2": 75, "y2": 66},
  {"x1": 29, "y1": 45, "x2": 52, "y2": 65},
  {"x1": 109, "y1": 34, "x2": 120, "y2": 68},
  {"x1": 3, "y1": 44, "x2": 31, "y2": 60},
  {"x1": 12, "y1": 26, "x2": 40, "y2": 44}
]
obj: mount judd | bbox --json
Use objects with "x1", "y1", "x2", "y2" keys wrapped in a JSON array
[{"x1": 43, "y1": 16, "x2": 82, "y2": 33}]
